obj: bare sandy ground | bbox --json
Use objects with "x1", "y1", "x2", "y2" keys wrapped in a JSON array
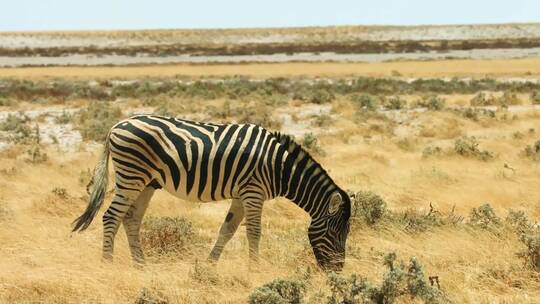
[
  {"x1": 2, "y1": 47, "x2": 540, "y2": 67},
  {"x1": 2, "y1": 58, "x2": 540, "y2": 79}
]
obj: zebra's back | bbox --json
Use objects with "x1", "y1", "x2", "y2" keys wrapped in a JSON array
[{"x1": 109, "y1": 115, "x2": 274, "y2": 202}]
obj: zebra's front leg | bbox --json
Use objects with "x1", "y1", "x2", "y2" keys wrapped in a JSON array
[
  {"x1": 102, "y1": 190, "x2": 141, "y2": 262},
  {"x1": 123, "y1": 187, "x2": 154, "y2": 266},
  {"x1": 242, "y1": 199, "x2": 264, "y2": 264},
  {"x1": 208, "y1": 198, "x2": 245, "y2": 262}
]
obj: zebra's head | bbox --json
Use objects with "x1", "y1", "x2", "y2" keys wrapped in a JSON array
[{"x1": 308, "y1": 189, "x2": 351, "y2": 272}]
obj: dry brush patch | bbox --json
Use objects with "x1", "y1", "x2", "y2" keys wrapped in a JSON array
[{"x1": 1, "y1": 74, "x2": 540, "y2": 303}]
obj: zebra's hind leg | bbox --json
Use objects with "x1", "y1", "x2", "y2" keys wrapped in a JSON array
[
  {"x1": 208, "y1": 198, "x2": 245, "y2": 262},
  {"x1": 102, "y1": 187, "x2": 143, "y2": 262},
  {"x1": 123, "y1": 186, "x2": 155, "y2": 266}
]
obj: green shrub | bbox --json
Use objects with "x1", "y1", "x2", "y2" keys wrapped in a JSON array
[
  {"x1": 0, "y1": 113, "x2": 29, "y2": 132},
  {"x1": 469, "y1": 204, "x2": 501, "y2": 230},
  {"x1": 301, "y1": 133, "x2": 325, "y2": 155},
  {"x1": 141, "y1": 216, "x2": 196, "y2": 256},
  {"x1": 454, "y1": 136, "x2": 493, "y2": 161},
  {"x1": 523, "y1": 140, "x2": 540, "y2": 161},
  {"x1": 395, "y1": 137, "x2": 416, "y2": 152},
  {"x1": 422, "y1": 146, "x2": 443, "y2": 158},
  {"x1": 470, "y1": 92, "x2": 495, "y2": 106},
  {"x1": 351, "y1": 94, "x2": 379, "y2": 111},
  {"x1": 505, "y1": 210, "x2": 540, "y2": 271},
  {"x1": 498, "y1": 91, "x2": 521, "y2": 106},
  {"x1": 237, "y1": 105, "x2": 282, "y2": 130},
  {"x1": 351, "y1": 191, "x2": 387, "y2": 225},
  {"x1": 0, "y1": 113, "x2": 34, "y2": 143},
  {"x1": 135, "y1": 287, "x2": 169, "y2": 304},
  {"x1": 418, "y1": 95, "x2": 446, "y2": 111},
  {"x1": 54, "y1": 111, "x2": 73, "y2": 124},
  {"x1": 517, "y1": 233, "x2": 540, "y2": 271},
  {"x1": 531, "y1": 91, "x2": 540, "y2": 104},
  {"x1": 326, "y1": 272, "x2": 371, "y2": 304},
  {"x1": 506, "y1": 209, "x2": 534, "y2": 234},
  {"x1": 309, "y1": 88, "x2": 335, "y2": 104},
  {"x1": 249, "y1": 279, "x2": 306, "y2": 304},
  {"x1": 0, "y1": 98, "x2": 14, "y2": 106},
  {"x1": 77, "y1": 101, "x2": 123, "y2": 141},
  {"x1": 311, "y1": 114, "x2": 333, "y2": 127},
  {"x1": 383, "y1": 96, "x2": 406, "y2": 110},
  {"x1": 326, "y1": 253, "x2": 446, "y2": 304}
]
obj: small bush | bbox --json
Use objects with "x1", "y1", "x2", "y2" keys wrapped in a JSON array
[
  {"x1": 517, "y1": 233, "x2": 540, "y2": 271},
  {"x1": 0, "y1": 98, "x2": 14, "y2": 107},
  {"x1": 531, "y1": 91, "x2": 540, "y2": 104},
  {"x1": 301, "y1": 133, "x2": 325, "y2": 156},
  {"x1": 135, "y1": 287, "x2": 169, "y2": 304},
  {"x1": 418, "y1": 95, "x2": 446, "y2": 111},
  {"x1": 351, "y1": 94, "x2": 379, "y2": 112},
  {"x1": 54, "y1": 111, "x2": 73, "y2": 124},
  {"x1": 0, "y1": 113, "x2": 29, "y2": 131},
  {"x1": 309, "y1": 88, "x2": 335, "y2": 104},
  {"x1": 249, "y1": 279, "x2": 306, "y2": 304},
  {"x1": 77, "y1": 101, "x2": 123, "y2": 141},
  {"x1": 141, "y1": 216, "x2": 196, "y2": 256},
  {"x1": 327, "y1": 272, "x2": 371, "y2": 304},
  {"x1": 236, "y1": 104, "x2": 282, "y2": 130},
  {"x1": 422, "y1": 146, "x2": 443, "y2": 158},
  {"x1": 395, "y1": 137, "x2": 416, "y2": 152},
  {"x1": 522, "y1": 140, "x2": 540, "y2": 161},
  {"x1": 498, "y1": 91, "x2": 521, "y2": 106},
  {"x1": 470, "y1": 92, "x2": 496, "y2": 106},
  {"x1": 26, "y1": 145, "x2": 48, "y2": 164},
  {"x1": 326, "y1": 252, "x2": 446, "y2": 304},
  {"x1": 506, "y1": 209, "x2": 534, "y2": 234},
  {"x1": 454, "y1": 136, "x2": 493, "y2": 161},
  {"x1": 383, "y1": 96, "x2": 406, "y2": 110},
  {"x1": 311, "y1": 114, "x2": 333, "y2": 128},
  {"x1": 469, "y1": 204, "x2": 501, "y2": 230},
  {"x1": 351, "y1": 191, "x2": 387, "y2": 225}
]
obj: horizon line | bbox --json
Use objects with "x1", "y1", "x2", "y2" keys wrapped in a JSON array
[{"x1": 2, "y1": 21, "x2": 540, "y2": 34}]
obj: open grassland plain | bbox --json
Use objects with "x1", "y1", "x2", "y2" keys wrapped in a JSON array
[{"x1": 0, "y1": 60, "x2": 540, "y2": 303}]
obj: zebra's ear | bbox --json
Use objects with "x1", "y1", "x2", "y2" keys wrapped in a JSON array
[
  {"x1": 347, "y1": 189, "x2": 356, "y2": 200},
  {"x1": 329, "y1": 192, "x2": 342, "y2": 215}
]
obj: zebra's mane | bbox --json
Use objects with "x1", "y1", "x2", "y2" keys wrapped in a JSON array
[{"x1": 271, "y1": 132, "x2": 337, "y2": 187}]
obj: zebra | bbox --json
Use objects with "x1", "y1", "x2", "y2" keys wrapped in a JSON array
[{"x1": 72, "y1": 115, "x2": 351, "y2": 271}]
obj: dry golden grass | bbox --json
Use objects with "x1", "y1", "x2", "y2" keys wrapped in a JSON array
[
  {"x1": 1, "y1": 63, "x2": 540, "y2": 303},
  {"x1": 1, "y1": 58, "x2": 540, "y2": 80}
]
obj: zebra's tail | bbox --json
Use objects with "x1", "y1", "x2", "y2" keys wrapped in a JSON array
[{"x1": 72, "y1": 134, "x2": 111, "y2": 232}]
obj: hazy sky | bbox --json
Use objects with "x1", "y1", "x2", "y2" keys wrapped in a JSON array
[{"x1": 1, "y1": 0, "x2": 539, "y2": 31}]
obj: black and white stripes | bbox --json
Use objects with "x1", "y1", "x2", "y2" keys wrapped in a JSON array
[{"x1": 73, "y1": 115, "x2": 351, "y2": 271}]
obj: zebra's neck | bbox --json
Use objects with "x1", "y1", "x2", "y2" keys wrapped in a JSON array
[{"x1": 273, "y1": 134, "x2": 336, "y2": 219}]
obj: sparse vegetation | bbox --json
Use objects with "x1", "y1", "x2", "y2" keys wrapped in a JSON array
[
  {"x1": 76, "y1": 101, "x2": 123, "y2": 141},
  {"x1": 301, "y1": 132, "x2": 325, "y2": 155},
  {"x1": 454, "y1": 136, "x2": 494, "y2": 161},
  {"x1": 325, "y1": 252, "x2": 446, "y2": 304},
  {"x1": 3, "y1": 35, "x2": 540, "y2": 303},
  {"x1": 249, "y1": 279, "x2": 305, "y2": 304},
  {"x1": 417, "y1": 95, "x2": 446, "y2": 111},
  {"x1": 141, "y1": 216, "x2": 197, "y2": 257},
  {"x1": 522, "y1": 140, "x2": 540, "y2": 161},
  {"x1": 383, "y1": 96, "x2": 406, "y2": 110},
  {"x1": 468, "y1": 203, "x2": 501, "y2": 231},
  {"x1": 422, "y1": 146, "x2": 443, "y2": 158},
  {"x1": 351, "y1": 191, "x2": 387, "y2": 225}
]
